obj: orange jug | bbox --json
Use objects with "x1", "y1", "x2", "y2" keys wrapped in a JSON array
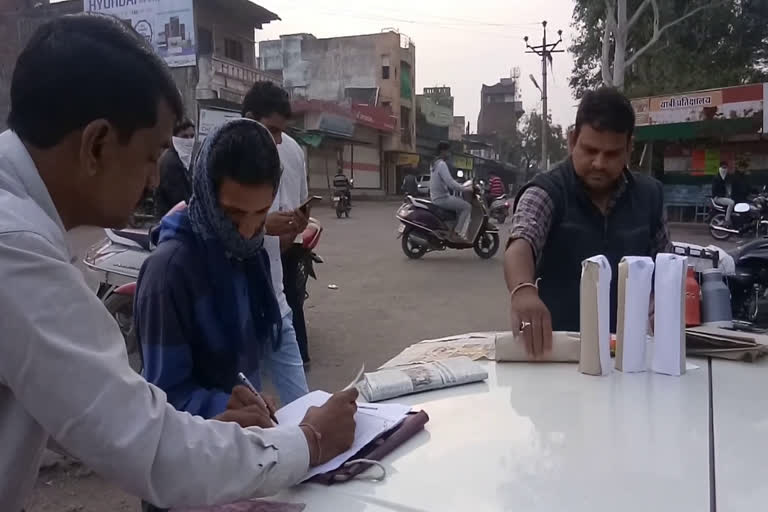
[{"x1": 685, "y1": 265, "x2": 702, "y2": 327}]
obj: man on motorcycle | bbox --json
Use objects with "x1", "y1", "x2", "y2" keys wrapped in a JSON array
[
  {"x1": 430, "y1": 141, "x2": 472, "y2": 242},
  {"x1": 0, "y1": 15, "x2": 356, "y2": 512},
  {"x1": 712, "y1": 161, "x2": 735, "y2": 226},
  {"x1": 504, "y1": 87, "x2": 671, "y2": 357},
  {"x1": 334, "y1": 168, "x2": 352, "y2": 205}
]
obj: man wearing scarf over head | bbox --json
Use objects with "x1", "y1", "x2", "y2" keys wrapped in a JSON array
[{"x1": 135, "y1": 119, "x2": 310, "y2": 421}]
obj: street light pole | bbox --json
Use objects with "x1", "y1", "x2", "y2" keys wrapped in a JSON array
[{"x1": 525, "y1": 21, "x2": 563, "y2": 171}]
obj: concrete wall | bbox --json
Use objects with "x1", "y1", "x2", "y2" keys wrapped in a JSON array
[{"x1": 0, "y1": 0, "x2": 80, "y2": 131}]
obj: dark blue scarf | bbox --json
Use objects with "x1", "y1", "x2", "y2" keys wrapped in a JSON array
[{"x1": 168, "y1": 119, "x2": 282, "y2": 357}]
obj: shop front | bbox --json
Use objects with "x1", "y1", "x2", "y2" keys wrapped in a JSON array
[{"x1": 631, "y1": 83, "x2": 768, "y2": 220}]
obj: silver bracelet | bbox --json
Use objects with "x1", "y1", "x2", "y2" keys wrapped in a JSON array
[{"x1": 509, "y1": 278, "x2": 541, "y2": 300}]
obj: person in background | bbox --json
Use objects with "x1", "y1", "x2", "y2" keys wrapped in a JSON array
[
  {"x1": 712, "y1": 161, "x2": 735, "y2": 226},
  {"x1": 430, "y1": 141, "x2": 471, "y2": 241},
  {"x1": 154, "y1": 118, "x2": 195, "y2": 218},
  {"x1": 488, "y1": 173, "x2": 505, "y2": 199},
  {"x1": 242, "y1": 80, "x2": 314, "y2": 371},
  {"x1": 135, "y1": 119, "x2": 310, "y2": 419},
  {"x1": 731, "y1": 164, "x2": 752, "y2": 205},
  {"x1": 0, "y1": 14, "x2": 356, "y2": 512},
  {"x1": 334, "y1": 167, "x2": 352, "y2": 205},
  {"x1": 504, "y1": 87, "x2": 671, "y2": 357},
  {"x1": 402, "y1": 169, "x2": 418, "y2": 197}
]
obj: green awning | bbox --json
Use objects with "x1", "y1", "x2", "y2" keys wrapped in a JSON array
[
  {"x1": 293, "y1": 133, "x2": 324, "y2": 148},
  {"x1": 635, "y1": 117, "x2": 762, "y2": 142}
]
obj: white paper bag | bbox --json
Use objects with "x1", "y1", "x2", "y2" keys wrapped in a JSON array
[
  {"x1": 616, "y1": 257, "x2": 654, "y2": 372},
  {"x1": 579, "y1": 255, "x2": 612, "y2": 376},
  {"x1": 652, "y1": 253, "x2": 687, "y2": 376}
]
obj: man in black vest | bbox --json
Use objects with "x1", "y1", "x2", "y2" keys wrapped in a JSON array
[{"x1": 503, "y1": 87, "x2": 671, "y2": 357}]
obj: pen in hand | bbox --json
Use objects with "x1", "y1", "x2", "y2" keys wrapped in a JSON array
[{"x1": 236, "y1": 372, "x2": 279, "y2": 425}]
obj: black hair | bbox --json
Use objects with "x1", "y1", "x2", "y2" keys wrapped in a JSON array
[
  {"x1": 437, "y1": 141, "x2": 451, "y2": 152},
  {"x1": 208, "y1": 122, "x2": 281, "y2": 192},
  {"x1": 574, "y1": 87, "x2": 635, "y2": 141},
  {"x1": 720, "y1": 161, "x2": 728, "y2": 166},
  {"x1": 8, "y1": 13, "x2": 183, "y2": 148},
  {"x1": 241, "y1": 81, "x2": 291, "y2": 119},
  {"x1": 174, "y1": 118, "x2": 196, "y2": 136}
]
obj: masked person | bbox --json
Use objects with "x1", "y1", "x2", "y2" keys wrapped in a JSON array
[
  {"x1": 154, "y1": 119, "x2": 195, "y2": 218},
  {"x1": 0, "y1": 15, "x2": 357, "y2": 512},
  {"x1": 430, "y1": 141, "x2": 471, "y2": 241},
  {"x1": 136, "y1": 118, "x2": 310, "y2": 419},
  {"x1": 503, "y1": 87, "x2": 671, "y2": 357},
  {"x1": 712, "y1": 161, "x2": 735, "y2": 225}
]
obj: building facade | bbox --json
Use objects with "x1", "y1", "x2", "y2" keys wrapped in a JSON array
[
  {"x1": 0, "y1": 0, "x2": 81, "y2": 130},
  {"x1": 259, "y1": 31, "x2": 416, "y2": 194},
  {"x1": 0, "y1": 0, "x2": 280, "y2": 132},
  {"x1": 477, "y1": 75, "x2": 524, "y2": 163}
]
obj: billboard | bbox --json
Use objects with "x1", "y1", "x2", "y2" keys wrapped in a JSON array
[
  {"x1": 631, "y1": 83, "x2": 765, "y2": 127},
  {"x1": 85, "y1": 0, "x2": 196, "y2": 68}
]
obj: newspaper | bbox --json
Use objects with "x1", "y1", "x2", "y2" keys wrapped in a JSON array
[
  {"x1": 380, "y1": 332, "x2": 496, "y2": 368},
  {"x1": 358, "y1": 357, "x2": 488, "y2": 402}
]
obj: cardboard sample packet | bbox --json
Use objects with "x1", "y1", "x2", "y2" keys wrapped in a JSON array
[{"x1": 579, "y1": 255, "x2": 612, "y2": 376}]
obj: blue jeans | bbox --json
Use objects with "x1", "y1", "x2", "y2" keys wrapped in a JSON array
[{"x1": 251, "y1": 312, "x2": 309, "y2": 406}]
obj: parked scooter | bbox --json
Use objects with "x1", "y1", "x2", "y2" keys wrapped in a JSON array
[
  {"x1": 489, "y1": 194, "x2": 510, "y2": 224},
  {"x1": 84, "y1": 219, "x2": 324, "y2": 373},
  {"x1": 395, "y1": 180, "x2": 500, "y2": 259},
  {"x1": 709, "y1": 190, "x2": 768, "y2": 241}
]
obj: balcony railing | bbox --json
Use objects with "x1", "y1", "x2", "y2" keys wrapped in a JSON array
[{"x1": 211, "y1": 56, "x2": 280, "y2": 85}]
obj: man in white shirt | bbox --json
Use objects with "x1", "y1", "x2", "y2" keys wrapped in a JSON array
[
  {"x1": 244, "y1": 82, "x2": 314, "y2": 375},
  {"x1": 0, "y1": 14, "x2": 356, "y2": 511}
]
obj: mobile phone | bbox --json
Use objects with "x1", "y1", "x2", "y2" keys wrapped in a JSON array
[{"x1": 299, "y1": 195, "x2": 322, "y2": 214}]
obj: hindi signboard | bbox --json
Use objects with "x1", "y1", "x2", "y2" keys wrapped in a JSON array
[{"x1": 84, "y1": 0, "x2": 196, "y2": 68}]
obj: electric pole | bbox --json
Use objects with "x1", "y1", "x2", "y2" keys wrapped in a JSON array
[{"x1": 524, "y1": 21, "x2": 563, "y2": 171}]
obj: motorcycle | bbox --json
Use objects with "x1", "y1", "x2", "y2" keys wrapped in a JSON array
[
  {"x1": 489, "y1": 194, "x2": 510, "y2": 224},
  {"x1": 726, "y1": 238, "x2": 768, "y2": 327},
  {"x1": 84, "y1": 218, "x2": 324, "y2": 373},
  {"x1": 395, "y1": 180, "x2": 501, "y2": 259},
  {"x1": 709, "y1": 191, "x2": 768, "y2": 241},
  {"x1": 333, "y1": 188, "x2": 351, "y2": 218}
]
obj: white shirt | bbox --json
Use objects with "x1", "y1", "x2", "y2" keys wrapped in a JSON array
[
  {"x1": 266, "y1": 133, "x2": 309, "y2": 318},
  {"x1": 0, "y1": 131, "x2": 309, "y2": 511}
]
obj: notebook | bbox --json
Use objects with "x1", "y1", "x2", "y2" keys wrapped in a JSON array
[{"x1": 275, "y1": 391, "x2": 412, "y2": 481}]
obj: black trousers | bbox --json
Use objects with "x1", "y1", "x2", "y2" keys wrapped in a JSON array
[{"x1": 282, "y1": 246, "x2": 310, "y2": 362}]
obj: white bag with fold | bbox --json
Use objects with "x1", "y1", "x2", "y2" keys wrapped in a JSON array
[
  {"x1": 615, "y1": 256, "x2": 654, "y2": 372},
  {"x1": 652, "y1": 253, "x2": 688, "y2": 376}
]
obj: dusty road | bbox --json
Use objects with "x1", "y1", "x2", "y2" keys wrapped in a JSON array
[{"x1": 28, "y1": 202, "x2": 734, "y2": 511}]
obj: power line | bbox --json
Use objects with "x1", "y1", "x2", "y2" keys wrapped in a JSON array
[{"x1": 276, "y1": 5, "x2": 541, "y2": 32}]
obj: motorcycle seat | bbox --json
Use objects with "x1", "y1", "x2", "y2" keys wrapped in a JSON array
[
  {"x1": 110, "y1": 229, "x2": 152, "y2": 251},
  {"x1": 412, "y1": 198, "x2": 457, "y2": 221}
]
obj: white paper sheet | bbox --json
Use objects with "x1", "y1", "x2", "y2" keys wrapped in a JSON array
[
  {"x1": 579, "y1": 255, "x2": 612, "y2": 376},
  {"x1": 275, "y1": 391, "x2": 411, "y2": 481},
  {"x1": 652, "y1": 253, "x2": 688, "y2": 376},
  {"x1": 616, "y1": 257, "x2": 654, "y2": 372}
]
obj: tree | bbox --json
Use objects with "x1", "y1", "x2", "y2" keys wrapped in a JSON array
[
  {"x1": 517, "y1": 112, "x2": 568, "y2": 172},
  {"x1": 570, "y1": 0, "x2": 768, "y2": 97}
]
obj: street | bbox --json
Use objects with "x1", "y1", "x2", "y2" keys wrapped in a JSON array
[{"x1": 30, "y1": 201, "x2": 729, "y2": 511}]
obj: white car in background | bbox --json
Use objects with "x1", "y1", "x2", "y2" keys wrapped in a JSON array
[{"x1": 416, "y1": 175, "x2": 430, "y2": 196}]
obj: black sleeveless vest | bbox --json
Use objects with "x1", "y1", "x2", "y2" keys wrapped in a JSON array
[{"x1": 515, "y1": 159, "x2": 664, "y2": 332}]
